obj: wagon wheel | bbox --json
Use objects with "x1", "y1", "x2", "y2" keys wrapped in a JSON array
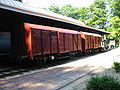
[
  {"x1": 16, "y1": 57, "x2": 23, "y2": 66},
  {"x1": 69, "y1": 53, "x2": 74, "y2": 60},
  {"x1": 35, "y1": 56, "x2": 43, "y2": 66},
  {"x1": 16, "y1": 57, "x2": 30, "y2": 67}
]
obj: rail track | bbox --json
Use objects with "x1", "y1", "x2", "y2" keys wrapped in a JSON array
[
  {"x1": 0, "y1": 58, "x2": 69, "y2": 79},
  {"x1": 0, "y1": 66, "x2": 34, "y2": 79},
  {"x1": 56, "y1": 66, "x2": 103, "y2": 90}
]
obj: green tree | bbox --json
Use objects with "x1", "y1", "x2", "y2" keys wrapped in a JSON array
[
  {"x1": 59, "y1": 4, "x2": 79, "y2": 19},
  {"x1": 107, "y1": 16, "x2": 120, "y2": 41},
  {"x1": 107, "y1": 0, "x2": 120, "y2": 44},
  {"x1": 48, "y1": 4, "x2": 79, "y2": 19},
  {"x1": 86, "y1": 0, "x2": 107, "y2": 29},
  {"x1": 77, "y1": 7, "x2": 89, "y2": 24},
  {"x1": 48, "y1": 4, "x2": 60, "y2": 14},
  {"x1": 108, "y1": 0, "x2": 120, "y2": 17}
]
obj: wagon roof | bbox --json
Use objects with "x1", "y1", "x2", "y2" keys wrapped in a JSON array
[
  {"x1": 0, "y1": 0, "x2": 110, "y2": 35},
  {"x1": 81, "y1": 32, "x2": 101, "y2": 37},
  {"x1": 25, "y1": 23, "x2": 79, "y2": 34}
]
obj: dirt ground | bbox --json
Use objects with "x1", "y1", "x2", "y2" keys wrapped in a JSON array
[
  {"x1": 69, "y1": 68, "x2": 120, "y2": 90},
  {"x1": 0, "y1": 48, "x2": 120, "y2": 90},
  {"x1": 68, "y1": 48, "x2": 120, "y2": 90}
]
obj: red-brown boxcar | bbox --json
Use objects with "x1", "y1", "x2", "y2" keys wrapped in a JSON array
[
  {"x1": 93, "y1": 34, "x2": 102, "y2": 50},
  {"x1": 81, "y1": 32, "x2": 91, "y2": 53},
  {"x1": 80, "y1": 32, "x2": 102, "y2": 53},
  {"x1": 24, "y1": 23, "x2": 82, "y2": 62}
]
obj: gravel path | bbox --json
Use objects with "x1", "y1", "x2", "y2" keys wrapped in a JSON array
[{"x1": 66, "y1": 48, "x2": 120, "y2": 90}]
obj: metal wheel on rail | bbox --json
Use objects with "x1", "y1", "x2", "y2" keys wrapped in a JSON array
[{"x1": 34, "y1": 56, "x2": 46, "y2": 67}]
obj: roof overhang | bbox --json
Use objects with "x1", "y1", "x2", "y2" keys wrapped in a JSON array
[{"x1": 0, "y1": 0, "x2": 110, "y2": 35}]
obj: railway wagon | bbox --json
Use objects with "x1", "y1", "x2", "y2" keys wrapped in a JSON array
[
  {"x1": 0, "y1": 22, "x2": 103, "y2": 65},
  {"x1": 8, "y1": 23, "x2": 82, "y2": 64},
  {"x1": 93, "y1": 34, "x2": 102, "y2": 50},
  {"x1": 81, "y1": 32, "x2": 102, "y2": 53},
  {"x1": 0, "y1": 0, "x2": 110, "y2": 66}
]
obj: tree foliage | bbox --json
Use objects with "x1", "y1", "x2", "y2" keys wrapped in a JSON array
[
  {"x1": 59, "y1": 5, "x2": 79, "y2": 19},
  {"x1": 48, "y1": 4, "x2": 60, "y2": 14},
  {"x1": 108, "y1": 0, "x2": 120, "y2": 17},
  {"x1": 106, "y1": 0, "x2": 120, "y2": 43},
  {"x1": 107, "y1": 16, "x2": 120, "y2": 41},
  {"x1": 86, "y1": 0, "x2": 107, "y2": 29},
  {"x1": 47, "y1": 0, "x2": 120, "y2": 43},
  {"x1": 77, "y1": 7, "x2": 89, "y2": 24},
  {"x1": 48, "y1": 0, "x2": 107, "y2": 29},
  {"x1": 48, "y1": 4, "x2": 79, "y2": 19}
]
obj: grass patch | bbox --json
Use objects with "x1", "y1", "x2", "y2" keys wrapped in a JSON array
[
  {"x1": 112, "y1": 62, "x2": 120, "y2": 72},
  {"x1": 86, "y1": 74, "x2": 120, "y2": 90}
]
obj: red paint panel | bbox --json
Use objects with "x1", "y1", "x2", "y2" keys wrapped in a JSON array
[
  {"x1": 96, "y1": 37, "x2": 99, "y2": 48},
  {"x1": 68, "y1": 34, "x2": 73, "y2": 51},
  {"x1": 64, "y1": 34, "x2": 73, "y2": 52},
  {"x1": 88, "y1": 35, "x2": 91, "y2": 49},
  {"x1": 85, "y1": 35, "x2": 89, "y2": 50},
  {"x1": 86, "y1": 35, "x2": 91, "y2": 50},
  {"x1": 81, "y1": 32, "x2": 85, "y2": 52},
  {"x1": 58, "y1": 33, "x2": 65, "y2": 53},
  {"x1": 65, "y1": 34, "x2": 69, "y2": 52},
  {"x1": 78, "y1": 34, "x2": 81, "y2": 50},
  {"x1": 95, "y1": 37, "x2": 97, "y2": 48},
  {"x1": 94, "y1": 37, "x2": 97, "y2": 48},
  {"x1": 24, "y1": 23, "x2": 33, "y2": 59},
  {"x1": 42, "y1": 30, "x2": 51, "y2": 54},
  {"x1": 98, "y1": 37, "x2": 102, "y2": 48},
  {"x1": 91, "y1": 36, "x2": 94, "y2": 49},
  {"x1": 50, "y1": 31, "x2": 58, "y2": 53},
  {"x1": 91, "y1": 36, "x2": 93, "y2": 49},
  {"x1": 93, "y1": 36, "x2": 96, "y2": 49},
  {"x1": 31, "y1": 28, "x2": 42, "y2": 55},
  {"x1": 73, "y1": 34, "x2": 78, "y2": 51}
]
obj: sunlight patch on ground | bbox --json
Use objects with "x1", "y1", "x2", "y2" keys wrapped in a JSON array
[{"x1": 62, "y1": 67, "x2": 78, "y2": 72}]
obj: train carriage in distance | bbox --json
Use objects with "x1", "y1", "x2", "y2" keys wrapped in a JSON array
[{"x1": 81, "y1": 32, "x2": 102, "y2": 53}]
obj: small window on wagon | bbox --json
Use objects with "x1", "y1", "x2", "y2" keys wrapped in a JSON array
[{"x1": 50, "y1": 31, "x2": 57, "y2": 36}]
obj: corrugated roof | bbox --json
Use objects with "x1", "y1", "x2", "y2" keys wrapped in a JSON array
[
  {"x1": 0, "y1": 0, "x2": 85, "y2": 26},
  {"x1": 81, "y1": 32, "x2": 101, "y2": 37},
  {"x1": 25, "y1": 23, "x2": 79, "y2": 34},
  {"x1": 0, "y1": 0, "x2": 110, "y2": 34}
]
